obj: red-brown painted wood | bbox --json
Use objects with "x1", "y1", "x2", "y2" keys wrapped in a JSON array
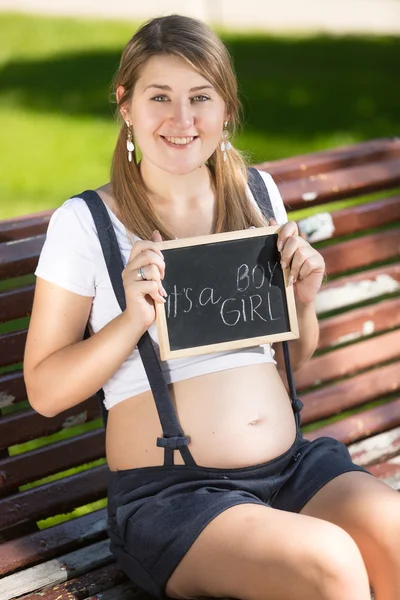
[
  {"x1": 0, "y1": 211, "x2": 51, "y2": 243},
  {"x1": 0, "y1": 285, "x2": 35, "y2": 323},
  {"x1": 0, "y1": 430, "x2": 105, "y2": 494},
  {"x1": 301, "y1": 361, "x2": 400, "y2": 424},
  {"x1": 317, "y1": 297, "x2": 400, "y2": 349},
  {"x1": 0, "y1": 466, "x2": 107, "y2": 531},
  {"x1": 256, "y1": 138, "x2": 400, "y2": 182},
  {"x1": 304, "y1": 397, "x2": 400, "y2": 445},
  {"x1": 0, "y1": 508, "x2": 107, "y2": 576},
  {"x1": 299, "y1": 196, "x2": 400, "y2": 242},
  {"x1": 0, "y1": 397, "x2": 100, "y2": 450},
  {"x1": 320, "y1": 227, "x2": 400, "y2": 277},
  {"x1": 0, "y1": 235, "x2": 44, "y2": 279},
  {"x1": 0, "y1": 371, "x2": 27, "y2": 407},
  {"x1": 276, "y1": 157, "x2": 400, "y2": 209},
  {"x1": 295, "y1": 329, "x2": 400, "y2": 390}
]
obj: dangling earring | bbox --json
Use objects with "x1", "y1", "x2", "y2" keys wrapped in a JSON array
[
  {"x1": 126, "y1": 121, "x2": 134, "y2": 163},
  {"x1": 220, "y1": 121, "x2": 232, "y2": 162}
]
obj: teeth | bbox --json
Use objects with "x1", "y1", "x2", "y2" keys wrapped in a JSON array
[{"x1": 164, "y1": 136, "x2": 195, "y2": 145}]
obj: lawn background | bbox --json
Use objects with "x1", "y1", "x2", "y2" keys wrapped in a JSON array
[{"x1": 0, "y1": 12, "x2": 399, "y2": 219}]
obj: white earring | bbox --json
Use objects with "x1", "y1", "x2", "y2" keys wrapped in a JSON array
[
  {"x1": 126, "y1": 121, "x2": 135, "y2": 162},
  {"x1": 220, "y1": 121, "x2": 232, "y2": 162}
]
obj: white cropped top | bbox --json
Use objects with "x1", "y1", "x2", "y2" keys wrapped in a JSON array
[{"x1": 35, "y1": 171, "x2": 288, "y2": 410}]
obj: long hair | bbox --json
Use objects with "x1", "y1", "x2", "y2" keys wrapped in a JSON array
[{"x1": 111, "y1": 14, "x2": 267, "y2": 240}]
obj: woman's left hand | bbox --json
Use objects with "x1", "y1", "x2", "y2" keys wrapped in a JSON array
[{"x1": 270, "y1": 218, "x2": 325, "y2": 305}]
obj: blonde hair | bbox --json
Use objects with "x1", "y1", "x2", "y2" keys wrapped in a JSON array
[{"x1": 111, "y1": 14, "x2": 267, "y2": 240}]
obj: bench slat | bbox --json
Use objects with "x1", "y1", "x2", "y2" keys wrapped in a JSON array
[
  {"x1": 0, "y1": 466, "x2": 107, "y2": 531},
  {"x1": 0, "y1": 397, "x2": 99, "y2": 450},
  {"x1": 258, "y1": 138, "x2": 400, "y2": 182},
  {"x1": 0, "y1": 330, "x2": 26, "y2": 368},
  {"x1": 0, "y1": 371, "x2": 26, "y2": 407},
  {"x1": 275, "y1": 157, "x2": 400, "y2": 209},
  {"x1": 348, "y1": 427, "x2": 400, "y2": 467},
  {"x1": 0, "y1": 235, "x2": 44, "y2": 280},
  {"x1": 84, "y1": 581, "x2": 140, "y2": 600},
  {"x1": 0, "y1": 430, "x2": 105, "y2": 494},
  {"x1": 19, "y1": 563, "x2": 129, "y2": 600},
  {"x1": 301, "y1": 360, "x2": 400, "y2": 423},
  {"x1": 0, "y1": 508, "x2": 107, "y2": 577},
  {"x1": 318, "y1": 296, "x2": 400, "y2": 349},
  {"x1": 299, "y1": 196, "x2": 400, "y2": 243},
  {"x1": 305, "y1": 397, "x2": 400, "y2": 445},
  {"x1": 368, "y1": 456, "x2": 400, "y2": 490},
  {"x1": 295, "y1": 328, "x2": 400, "y2": 390},
  {"x1": 0, "y1": 285, "x2": 34, "y2": 323},
  {"x1": 316, "y1": 263, "x2": 400, "y2": 314},
  {"x1": 320, "y1": 228, "x2": 400, "y2": 277},
  {"x1": 0, "y1": 211, "x2": 51, "y2": 243},
  {"x1": 0, "y1": 539, "x2": 112, "y2": 600}
]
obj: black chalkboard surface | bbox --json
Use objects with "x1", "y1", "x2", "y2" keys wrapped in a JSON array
[{"x1": 155, "y1": 226, "x2": 298, "y2": 360}]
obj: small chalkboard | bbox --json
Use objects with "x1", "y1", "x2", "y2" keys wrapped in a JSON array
[{"x1": 155, "y1": 226, "x2": 298, "y2": 360}]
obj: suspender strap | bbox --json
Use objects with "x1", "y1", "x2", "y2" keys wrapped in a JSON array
[
  {"x1": 247, "y1": 167, "x2": 275, "y2": 221},
  {"x1": 80, "y1": 190, "x2": 195, "y2": 466},
  {"x1": 246, "y1": 169, "x2": 304, "y2": 421}
]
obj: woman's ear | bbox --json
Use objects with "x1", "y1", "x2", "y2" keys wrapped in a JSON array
[{"x1": 116, "y1": 85, "x2": 129, "y2": 121}]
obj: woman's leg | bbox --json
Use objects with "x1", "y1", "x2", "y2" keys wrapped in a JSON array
[
  {"x1": 166, "y1": 503, "x2": 371, "y2": 600},
  {"x1": 301, "y1": 471, "x2": 400, "y2": 600}
]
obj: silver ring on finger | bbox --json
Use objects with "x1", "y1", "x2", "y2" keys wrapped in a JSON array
[{"x1": 138, "y1": 266, "x2": 147, "y2": 281}]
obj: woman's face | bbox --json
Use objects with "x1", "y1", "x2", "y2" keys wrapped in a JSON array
[{"x1": 121, "y1": 54, "x2": 227, "y2": 176}]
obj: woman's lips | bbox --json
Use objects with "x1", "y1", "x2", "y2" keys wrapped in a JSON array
[{"x1": 160, "y1": 135, "x2": 199, "y2": 149}]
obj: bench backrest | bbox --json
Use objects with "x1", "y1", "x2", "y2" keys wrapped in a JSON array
[{"x1": 0, "y1": 137, "x2": 399, "y2": 581}]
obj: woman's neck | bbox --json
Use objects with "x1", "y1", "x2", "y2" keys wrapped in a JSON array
[{"x1": 139, "y1": 160, "x2": 213, "y2": 208}]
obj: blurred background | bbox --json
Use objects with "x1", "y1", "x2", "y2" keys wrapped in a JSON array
[{"x1": 0, "y1": 0, "x2": 399, "y2": 219}]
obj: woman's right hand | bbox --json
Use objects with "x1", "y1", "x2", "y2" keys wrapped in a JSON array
[{"x1": 122, "y1": 230, "x2": 167, "y2": 331}]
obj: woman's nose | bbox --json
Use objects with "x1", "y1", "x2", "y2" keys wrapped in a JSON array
[{"x1": 170, "y1": 102, "x2": 194, "y2": 130}]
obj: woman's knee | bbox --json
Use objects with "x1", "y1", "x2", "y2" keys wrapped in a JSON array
[
  {"x1": 166, "y1": 506, "x2": 371, "y2": 600},
  {"x1": 308, "y1": 522, "x2": 371, "y2": 599}
]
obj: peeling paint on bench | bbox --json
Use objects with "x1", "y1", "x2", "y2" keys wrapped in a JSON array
[
  {"x1": 335, "y1": 319, "x2": 375, "y2": 344},
  {"x1": 298, "y1": 212, "x2": 335, "y2": 242},
  {"x1": 0, "y1": 392, "x2": 16, "y2": 409},
  {"x1": 316, "y1": 274, "x2": 400, "y2": 313},
  {"x1": 62, "y1": 411, "x2": 88, "y2": 429}
]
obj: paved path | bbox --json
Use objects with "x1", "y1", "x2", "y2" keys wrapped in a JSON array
[{"x1": 1, "y1": 0, "x2": 400, "y2": 35}]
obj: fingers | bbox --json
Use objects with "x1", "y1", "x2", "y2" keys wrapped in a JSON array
[
  {"x1": 151, "y1": 229, "x2": 163, "y2": 243},
  {"x1": 276, "y1": 221, "x2": 324, "y2": 285},
  {"x1": 128, "y1": 238, "x2": 164, "y2": 263},
  {"x1": 123, "y1": 233, "x2": 167, "y2": 304}
]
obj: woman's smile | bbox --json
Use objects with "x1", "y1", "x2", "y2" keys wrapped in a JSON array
[{"x1": 160, "y1": 135, "x2": 199, "y2": 149}]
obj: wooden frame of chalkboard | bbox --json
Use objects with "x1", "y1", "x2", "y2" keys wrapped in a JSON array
[{"x1": 155, "y1": 226, "x2": 299, "y2": 360}]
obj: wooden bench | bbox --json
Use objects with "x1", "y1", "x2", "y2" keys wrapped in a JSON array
[{"x1": 1, "y1": 137, "x2": 399, "y2": 599}]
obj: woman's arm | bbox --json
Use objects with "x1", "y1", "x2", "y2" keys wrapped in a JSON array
[
  {"x1": 24, "y1": 278, "x2": 146, "y2": 418},
  {"x1": 274, "y1": 298, "x2": 319, "y2": 374},
  {"x1": 270, "y1": 217, "x2": 325, "y2": 375}
]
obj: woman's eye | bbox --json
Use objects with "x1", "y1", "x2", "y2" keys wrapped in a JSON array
[
  {"x1": 192, "y1": 95, "x2": 210, "y2": 102},
  {"x1": 152, "y1": 95, "x2": 169, "y2": 102}
]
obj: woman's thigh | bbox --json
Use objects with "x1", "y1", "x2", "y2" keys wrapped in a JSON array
[
  {"x1": 166, "y1": 503, "x2": 371, "y2": 600},
  {"x1": 301, "y1": 471, "x2": 400, "y2": 598}
]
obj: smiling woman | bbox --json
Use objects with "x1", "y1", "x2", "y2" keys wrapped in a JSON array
[{"x1": 23, "y1": 13, "x2": 400, "y2": 600}]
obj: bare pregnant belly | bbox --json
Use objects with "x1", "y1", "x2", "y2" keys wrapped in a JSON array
[{"x1": 106, "y1": 362, "x2": 297, "y2": 471}]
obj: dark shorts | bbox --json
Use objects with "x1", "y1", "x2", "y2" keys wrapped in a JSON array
[{"x1": 107, "y1": 429, "x2": 371, "y2": 600}]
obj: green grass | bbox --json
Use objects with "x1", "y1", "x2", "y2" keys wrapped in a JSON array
[{"x1": 0, "y1": 12, "x2": 399, "y2": 218}]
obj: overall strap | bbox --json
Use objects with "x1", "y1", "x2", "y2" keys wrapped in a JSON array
[
  {"x1": 80, "y1": 190, "x2": 195, "y2": 466},
  {"x1": 246, "y1": 168, "x2": 304, "y2": 422},
  {"x1": 247, "y1": 167, "x2": 275, "y2": 221}
]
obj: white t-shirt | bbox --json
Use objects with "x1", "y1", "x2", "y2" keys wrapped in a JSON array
[{"x1": 35, "y1": 170, "x2": 288, "y2": 409}]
